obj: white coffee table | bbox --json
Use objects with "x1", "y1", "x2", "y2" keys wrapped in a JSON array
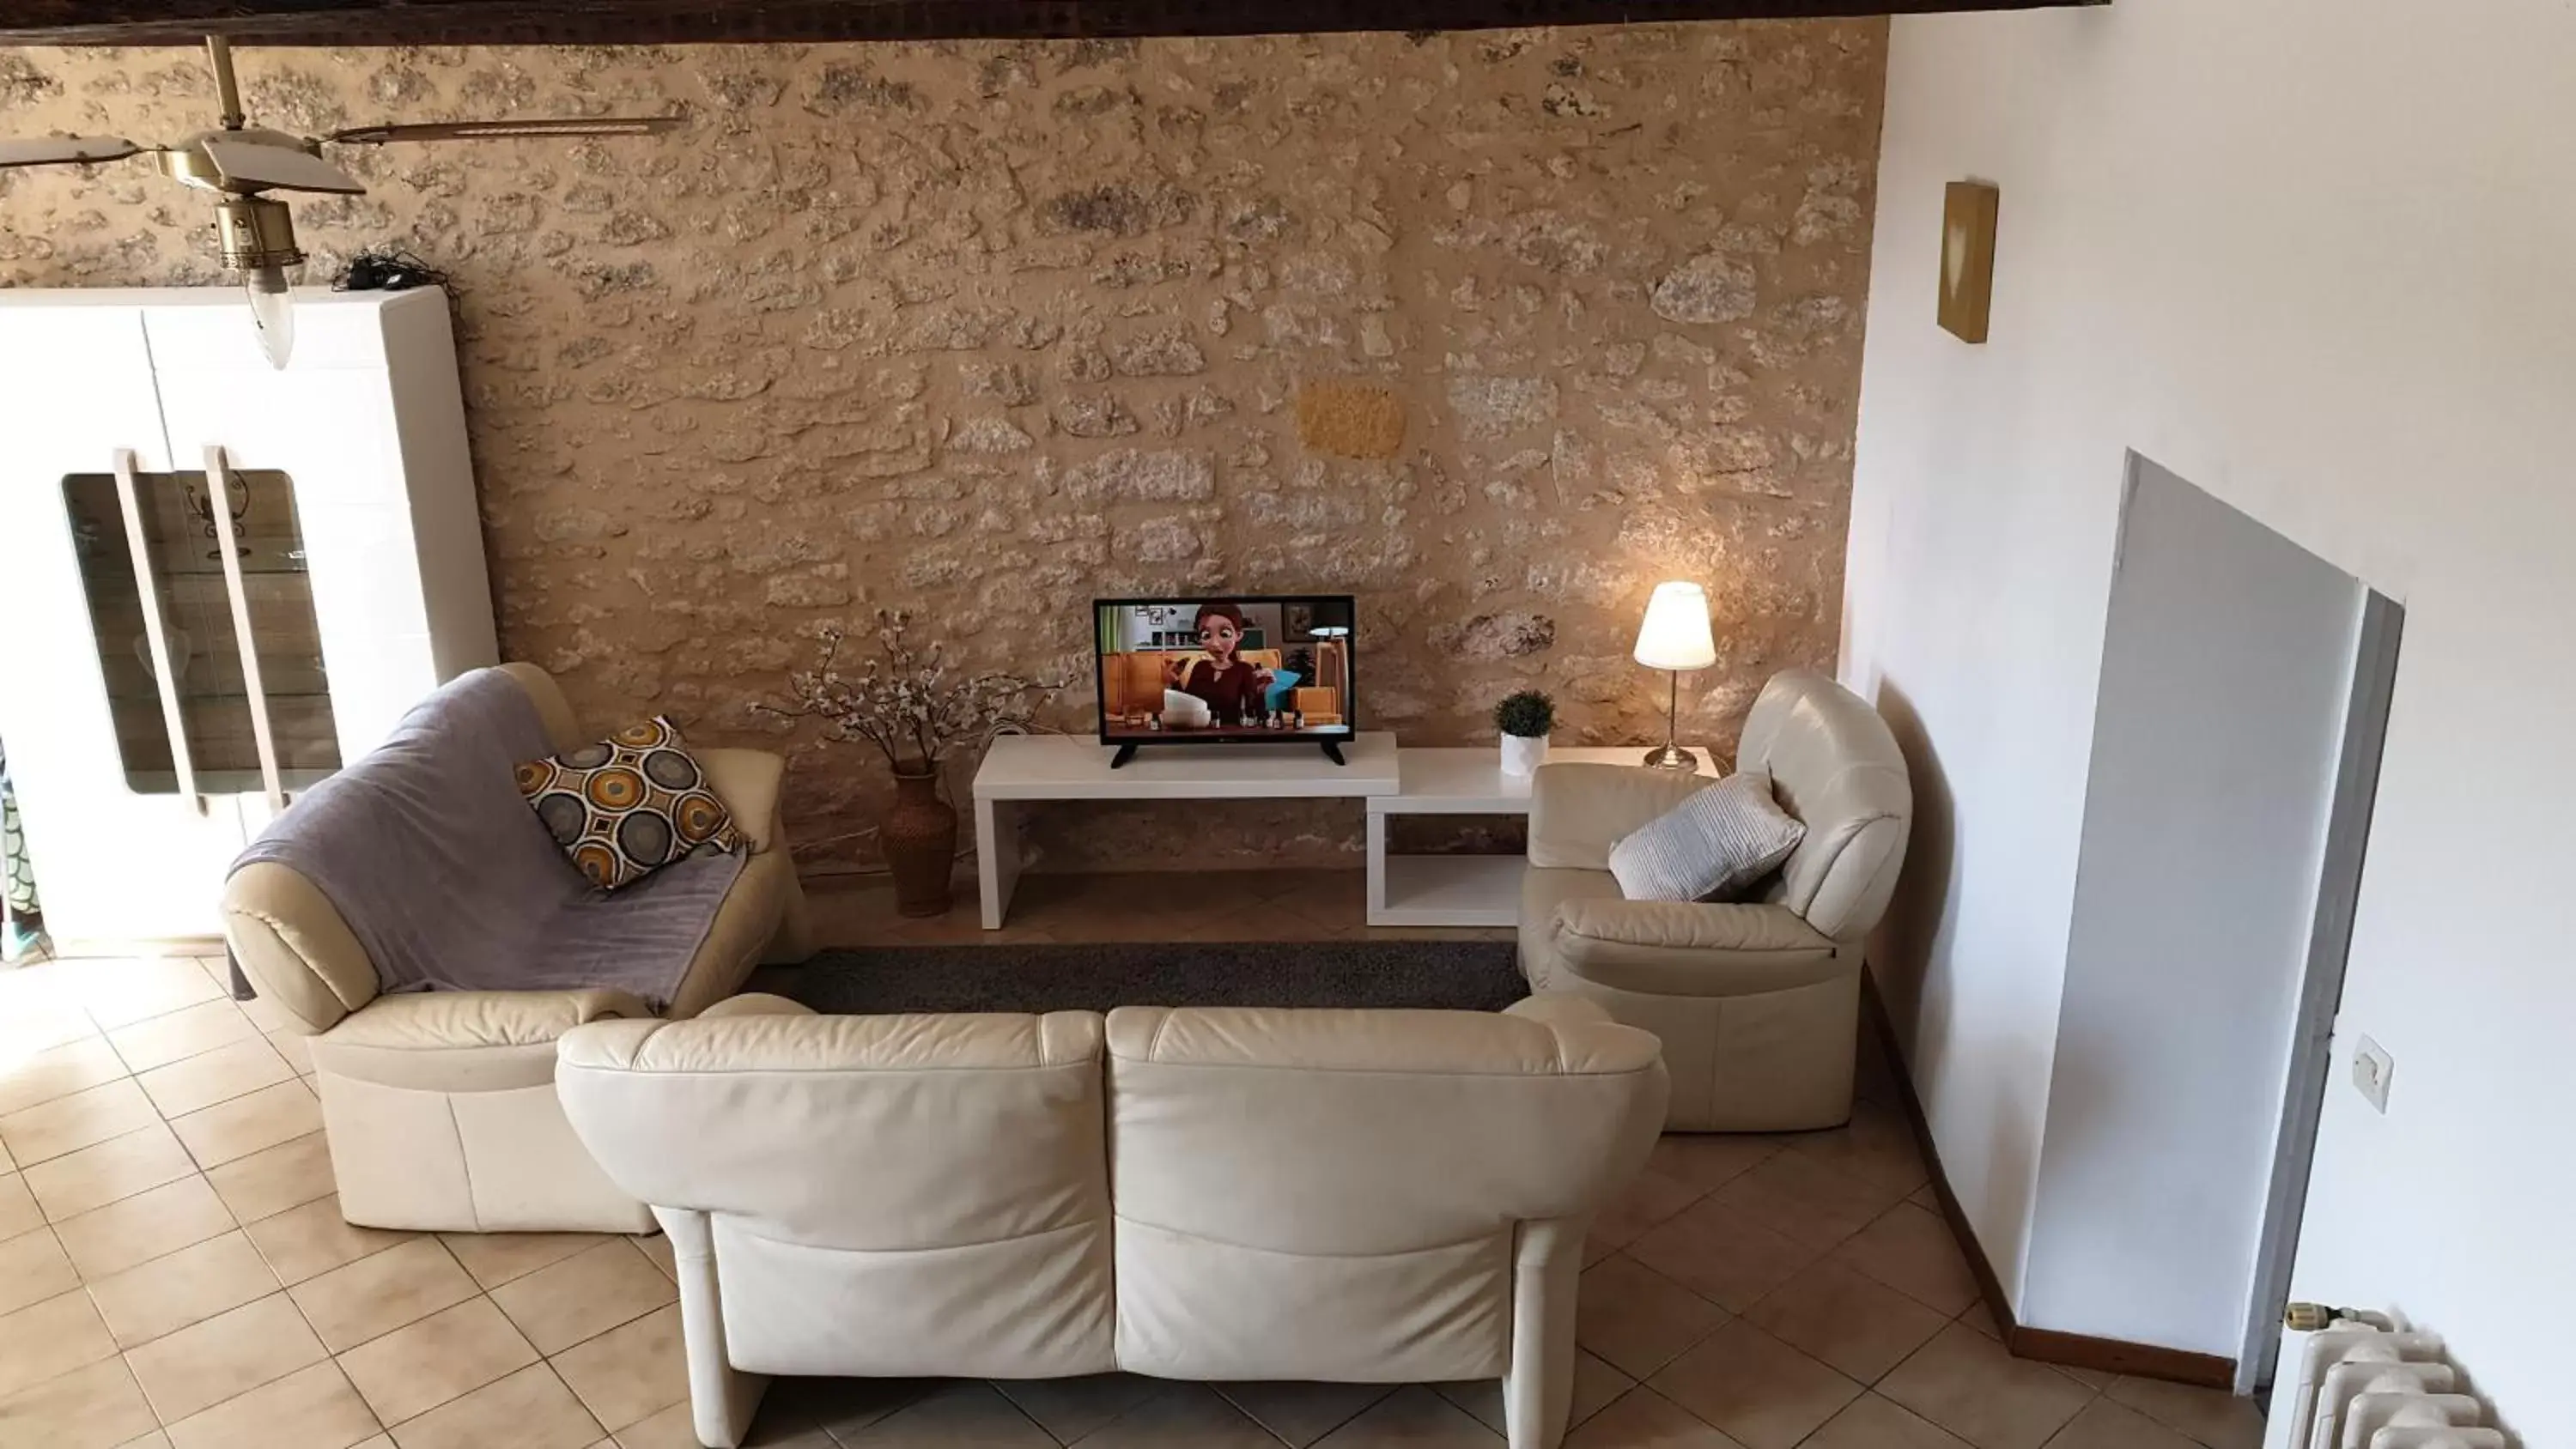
[{"x1": 1367, "y1": 747, "x2": 1715, "y2": 927}]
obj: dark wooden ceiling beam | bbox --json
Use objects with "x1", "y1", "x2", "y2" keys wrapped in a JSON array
[{"x1": 0, "y1": 0, "x2": 2104, "y2": 47}]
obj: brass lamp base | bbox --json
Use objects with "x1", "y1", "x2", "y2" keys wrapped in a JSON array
[{"x1": 1641, "y1": 743, "x2": 1699, "y2": 773}]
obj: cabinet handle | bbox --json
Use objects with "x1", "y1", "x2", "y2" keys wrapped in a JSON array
[
  {"x1": 109, "y1": 448, "x2": 206, "y2": 815},
  {"x1": 205, "y1": 446, "x2": 286, "y2": 814}
]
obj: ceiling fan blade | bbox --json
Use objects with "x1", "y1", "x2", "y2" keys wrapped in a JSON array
[
  {"x1": 0, "y1": 135, "x2": 143, "y2": 168},
  {"x1": 200, "y1": 136, "x2": 367, "y2": 195},
  {"x1": 325, "y1": 116, "x2": 684, "y2": 146}
]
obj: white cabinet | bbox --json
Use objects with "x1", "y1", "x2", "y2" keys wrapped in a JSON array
[{"x1": 0, "y1": 288, "x2": 495, "y2": 949}]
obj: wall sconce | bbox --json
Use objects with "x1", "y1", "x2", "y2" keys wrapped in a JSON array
[{"x1": 1940, "y1": 180, "x2": 2000, "y2": 344}]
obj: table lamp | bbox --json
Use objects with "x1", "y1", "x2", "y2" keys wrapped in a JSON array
[{"x1": 1633, "y1": 580, "x2": 1716, "y2": 771}]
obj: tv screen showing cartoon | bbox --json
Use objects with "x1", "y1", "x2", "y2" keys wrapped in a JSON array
[{"x1": 1094, "y1": 596, "x2": 1357, "y2": 749}]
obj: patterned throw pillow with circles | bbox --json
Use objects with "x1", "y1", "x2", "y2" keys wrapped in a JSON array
[{"x1": 514, "y1": 718, "x2": 744, "y2": 891}]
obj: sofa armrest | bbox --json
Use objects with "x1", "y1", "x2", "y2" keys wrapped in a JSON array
[
  {"x1": 695, "y1": 992, "x2": 813, "y2": 1021},
  {"x1": 1527, "y1": 763, "x2": 1710, "y2": 871},
  {"x1": 323, "y1": 988, "x2": 650, "y2": 1050},
  {"x1": 696, "y1": 748, "x2": 784, "y2": 855},
  {"x1": 1502, "y1": 994, "x2": 1615, "y2": 1031},
  {"x1": 222, "y1": 861, "x2": 381, "y2": 1035},
  {"x1": 1550, "y1": 899, "x2": 1843, "y2": 998}
]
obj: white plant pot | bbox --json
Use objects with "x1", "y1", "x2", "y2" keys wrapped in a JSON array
[{"x1": 1500, "y1": 733, "x2": 1550, "y2": 777}]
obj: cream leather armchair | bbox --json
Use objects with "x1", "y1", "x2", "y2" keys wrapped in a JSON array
[
  {"x1": 1518, "y1": 670, "x2": 1911, "y2": 1131},
  {"x1": 221, "y1": 664, "x2": 815, "y2": 1233},
  {"x1": 557, "y1": 994, "x2": 1667, "y2": 1449}
]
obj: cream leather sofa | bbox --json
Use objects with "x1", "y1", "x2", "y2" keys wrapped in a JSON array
[
  {"x1": 557, "y1": 994, "x2": 1667, "y2": 1449},
  {"x1": 221, "y1": 664, "x2": 815, "y2": 1234},
  {"x1": 1518, "y1": 670, "x2": 1911, "y2": 1132}
]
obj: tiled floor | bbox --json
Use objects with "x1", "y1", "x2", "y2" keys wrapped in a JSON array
[{"x1": 3, "y1": 876, "x2": 2269, "y2": 1449}]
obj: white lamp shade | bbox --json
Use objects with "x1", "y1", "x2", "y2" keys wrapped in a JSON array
[{"x1": 1634, "y1": 581, "x2": 1718, "y2": 670}]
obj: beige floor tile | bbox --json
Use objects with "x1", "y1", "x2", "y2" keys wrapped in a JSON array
[
  {"x1": 267, "y1": 1028, "x2": 318, "y2": 1076},
  {"x1": 0, "y1": 1034, "x2": 128, "y2": 1119},
  {"x1": 1646, "y1": 1135, "x2": 1785, "y2": 1193},
  {"x1": 118, "y1": 1434, "x2": 177, "y2": 1449},
  {"x1": 2044, "y1": 1399, "x2": 2202, "y2": 1449},
  {"x1": 1704, "y1": 1150, "x2": 1911, "y2": 1255},
  {"x1": 1785, "y1": 1100, "x2": 1931, "y2": 1197},
  {"x1": 125, "y1": 1291, "x2": 328, "y2": 1423},
  {"x1": 1802, "y1": 1392, "x2": 1976, "y2": 1449},
  {"x1": 0, "y1": 1352, "x2": 161, "y2": 1449},
  {"x1": 1831, "y1": 1203, "x2": 1984, "y2": 1317},
  {"x1": 244, "y1": 1197, "x2": 416, "y2": 1286},
  {"x1": 2102, "y1": 1379, "x2": 2263, "y2": 1449},
  {"x1": 0, "y1": 1225, "x2": 79, "y2": 1316},
  {"x1": 629, "y1": 1232, "x2": 675, "y2": 1280},
  {"x1": 87, "y1": 1230, "x2": 281, "y2": 1349},
  {"x1": 171, "y1": 1080, "x2": 322, "y2": 1169},
  {"x1": 0, "y1": 986, "x2": 99, "y2": 1066},
  {"x1": 138, "y1": 1039, "x2": 296, "y2": 1119},
  {"x1": 1214, "y1": 1381, "x2": 1398, "y2": 1448},
  {"x1": 1310, "y1": 1385, "x2": 1501, "y2": 1446},
  {"x1": 2055, "y1": 1362, "x2": 2117, "y2": 1392},
  {"x1": 1586, "y1": 1165, "x2": 1706, "y2": 1260},
  {"x1": 1741, "y1": 1260, "x2": 1952, "y2": 1384},
  {"x1": 0, "y1": 1173, "x2": 35, "y2": 1239},
  {"x1": 549, "y1": 1302, "x2": 686, "y2": 1432},
  {"x1": 761, "y1": 1377, "x2": 931, "y2": 1442},
  {"x1": 1576, "y1": 1253, "x2": 1730, "y2": 1379},
  {"x1": 490, "y1": 1240, "x2": 677, "y2": 1355},
  {"x1": 108, "y1": 1001, "x2": 260, "y2": 1076},
  {"x1": 992, "y1": 1372, "x2": 1161, "y2": 1442},
  {"x1": 608, "y1": 1400, "x2": 732, "y2": 1449},
  {"x1": 0, "y1": 1076, "x2": 160, "y2": 1167},
  {"x1": 832, "y1": 1380, "x2": 1056, "y2": 1448},
  {"x1": 386, "y1": 1363, "x2": 602, "y2": 1449},
  {"x1": 20, "y1": 1123, "x2": 197, "y2": 1222},
  {"x1": 164, "y1": 1360, "x2": 383, "y2": 1449},
  {"x1": 1627, "y1": 1196, "x2": 1826, "y2": 1313},
  {"x1": 440, "y1": 1231, "x2": 616, "y2": 1291},
  {"x1": 337, "y1": 1297, "x2": 539, "y2": 1427},
  {"x1": 0, "y1": 1289, "x2": 118, "y2": 1400},
  {"x1": 74, "y1": 956, "x2": 229, "y2": 1031},
  {"x1": 1433, "y1": 1349, "x2": 1632, "y2": 1437},
  {"x1": 203, "y1": 1132, "x2": 336, "y2": 1223},
  {"x1": 289, "y1": 1237, "x2": 479, "y2": 1352},
  {"x1": 1563, "y1": 1385, "x2": 1750, "y2": 1449},
  {"x1": 55, "y1": 1174, "x2": 237, "y2": 1280},
  {"x1": 1649, "y1": 1319, "x2": 1863, "y2": 1449},
  {"x1": 1070, "y1": 1383, "x2": 1287, "y2": 1449},
  {"x1": 1877, "y1": 1324, "x2": 2095, "y2": 1449},
  {"x1": 1960, "y1": 1298, "x2": 2008, "y2": 1342}
]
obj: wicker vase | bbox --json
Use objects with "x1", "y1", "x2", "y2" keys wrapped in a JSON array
[{"x1": 881, "y1": 758, "x2": 957, "y2": 918}]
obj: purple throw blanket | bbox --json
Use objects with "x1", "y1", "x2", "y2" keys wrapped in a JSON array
[{"x1": 230, "y1": 668, "x2": 744, "y2": 1010}]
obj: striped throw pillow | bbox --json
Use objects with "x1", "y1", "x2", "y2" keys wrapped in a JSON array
[{"x1": 1607, "y1": 769, "x2": 1807, "y2": 904}]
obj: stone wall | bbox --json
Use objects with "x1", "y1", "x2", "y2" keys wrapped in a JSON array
[{"x1": 0, "y1": 25, "x2": 1885, "y2": 872}]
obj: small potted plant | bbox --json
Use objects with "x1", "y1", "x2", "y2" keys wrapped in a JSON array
[{"x1": 1493, "y1": 689, "x2": 1555, "y2": 778}]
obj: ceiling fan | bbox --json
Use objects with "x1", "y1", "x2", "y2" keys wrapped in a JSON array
[{"x1": 0, "y1": 36, "x2": 683, "y2": 368}]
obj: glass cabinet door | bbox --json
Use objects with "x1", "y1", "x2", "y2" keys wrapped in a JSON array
[{"x1": 61, "y1": 458, "x2": 342, "y2": 798}]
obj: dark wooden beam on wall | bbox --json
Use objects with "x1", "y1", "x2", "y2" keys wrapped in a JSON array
[{"x1": 0, "y1": 0, "x2": 2106, "y2": 47}]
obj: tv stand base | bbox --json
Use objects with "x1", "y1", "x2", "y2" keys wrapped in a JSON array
[
  {"x1": 1319, "y1": 741, "x2": 1346, "y2": 766},
  {"x1": 1109, "y1": 743, "x2": 1139, "y2": 770}
]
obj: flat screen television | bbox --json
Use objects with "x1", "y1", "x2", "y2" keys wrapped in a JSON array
[{"x1": 1092, "y1": 595, "x2": 1358, "y2": 767}]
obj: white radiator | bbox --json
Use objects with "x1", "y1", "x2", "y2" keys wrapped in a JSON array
[{"x1": 2287, "y1": 1309, "x2": 2504, "y2": 1449}]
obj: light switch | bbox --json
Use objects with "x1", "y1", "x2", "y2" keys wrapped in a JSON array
[{"x1": 2352, "y1": 1035, "x2": 2395, "y2": 1113}]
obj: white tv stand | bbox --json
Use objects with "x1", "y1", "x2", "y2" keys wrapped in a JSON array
[
  {"x1": 971, "y1": 735, "x2": 1710, "y2": 930},
  {"x1": 972, "y1": 733, "x2": 1399, "y2": 928}
]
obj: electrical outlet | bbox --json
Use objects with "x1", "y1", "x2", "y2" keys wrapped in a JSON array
[{"x1": 2352, "y1": 1035, "x2": 2394, "y2": 1113}]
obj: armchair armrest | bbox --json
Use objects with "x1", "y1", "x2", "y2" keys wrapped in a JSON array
[
  {"x1": 322, "y1": 988, "x2": 650, "y2": 1050},
  {"x1": 1528, "y1": 763, "x2": 1712, "y2": 871},
  {"x1": 696, "y1": 748, "x2": 784, "y2": 854},
  {"x1": 1549, "y1": 898, "x2": 1842, "y2": 998}
]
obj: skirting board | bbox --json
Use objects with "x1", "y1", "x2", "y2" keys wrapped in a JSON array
[{"x1": 1860, "y1": 973, "x2": 2239, "y2": 1392}]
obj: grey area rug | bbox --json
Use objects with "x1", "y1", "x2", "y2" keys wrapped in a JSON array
[{"x1": 787, "y1": 939, "x2": 1527, "y2": 1016}]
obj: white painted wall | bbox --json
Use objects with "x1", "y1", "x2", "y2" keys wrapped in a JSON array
[
  {"x1": 2025, "y1": 457, "x2": 2361, "y2": 1357},
  {"x1": 1844, "y1": 1, "x2": 2576, "y2": 1438}
]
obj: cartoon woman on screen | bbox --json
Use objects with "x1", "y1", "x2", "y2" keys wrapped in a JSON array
[{"x1": 1162, "y1": 601, "x2": 1275, "y2": 726}]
